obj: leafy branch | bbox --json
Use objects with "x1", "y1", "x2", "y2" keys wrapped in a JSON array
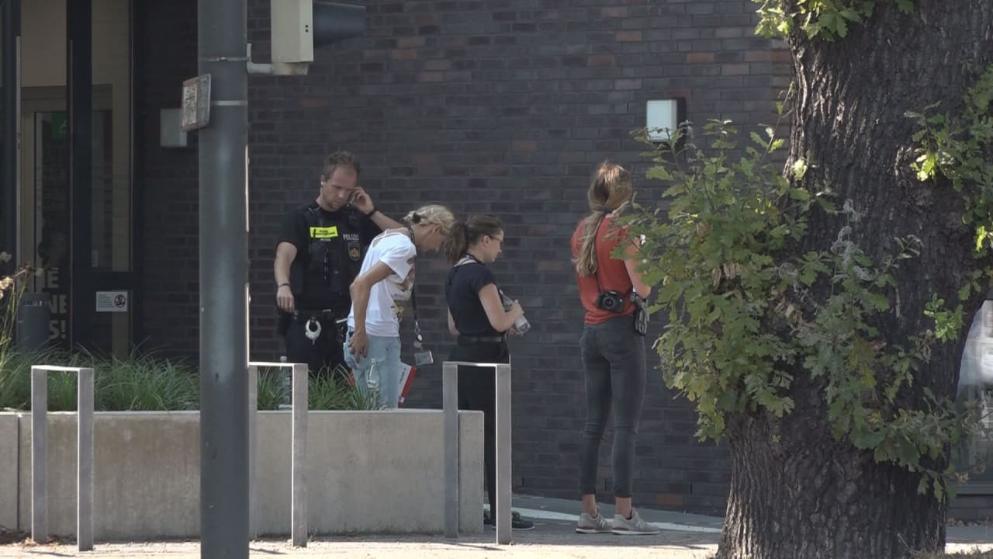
[
  {"x1": 753, "y1": 0, "x2": 916, "y2": 40},
  {"x1": 631, "y1": 119, "x2": 975, "y2": 499}
]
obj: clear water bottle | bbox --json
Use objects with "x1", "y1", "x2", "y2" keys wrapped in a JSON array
[
  {"x1": 367, "y1": 358, "x2": 383, "y2": 409},
  {"x1": 499, "y1": 290, "x2": 531, "y2": 335}
]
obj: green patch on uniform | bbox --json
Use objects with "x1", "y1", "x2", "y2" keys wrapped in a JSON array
[{"x1": 309, "y1": 226, "x2": 339, "y2": 239}]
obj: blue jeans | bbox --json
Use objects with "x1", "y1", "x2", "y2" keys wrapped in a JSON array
[
  {"x1": 343, "y1": 332, "x2": 402, "y2": 409},
  {"x1": 578, "y1": 315, "x2": 646, "y2": 498}
]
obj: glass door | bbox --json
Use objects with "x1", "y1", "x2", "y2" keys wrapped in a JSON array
[
  {"x1": 31, "y1": 109, "x2": 70, "y2": 343},
  {"x1": 22, "y1": 94, "x2": 130, "y2": 353},
  {"x1": 18, "y1": 0, "x2": 133, "y2": 355}
]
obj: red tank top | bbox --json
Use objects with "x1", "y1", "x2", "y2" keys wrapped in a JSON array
[{"x1": 570, "y1": 215, "x2": 635, "y2": 325}]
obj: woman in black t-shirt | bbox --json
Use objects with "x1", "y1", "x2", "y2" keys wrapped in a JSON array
[{"x1": 444, "y1": 215, "x2": 533, "y2": 530}]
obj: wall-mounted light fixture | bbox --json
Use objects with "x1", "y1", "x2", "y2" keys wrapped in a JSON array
[
  {"x1": 160, "y1": 108, "x2": 188, "y2": 148},
  {"x1": 645, "y1": 98, "x2": 685, "y2": 144}
]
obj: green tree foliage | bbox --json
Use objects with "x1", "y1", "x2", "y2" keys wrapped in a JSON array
[
  {"x1": 908, "y1": 66, "x2": 993, "y2": 273},
  {"x1": 630, "y1": 107, "x2": 991, "y2": 496},
  {"x1": 753, "y1": 0, "x2": 916, "y2": 40}
]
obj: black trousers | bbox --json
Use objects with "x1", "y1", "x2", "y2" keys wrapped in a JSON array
[
  {"x1": 283, "y1": 313, "x2": 348, "y2": 379},
  {"x1": 578, "y1": 316, "x2": 646, "y2": 498},
  {"x1": 450, "y1": 339, "x2": 510, "y2": 519}
]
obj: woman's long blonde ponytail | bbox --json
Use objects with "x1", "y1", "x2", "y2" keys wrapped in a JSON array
[{"x1": 575, "y1": 162, "x2": 633, "y2": 276}]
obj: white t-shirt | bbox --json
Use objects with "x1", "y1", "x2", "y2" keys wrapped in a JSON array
[{"x1": 347, "y1": 230, "x2": 417, "y2": 337}]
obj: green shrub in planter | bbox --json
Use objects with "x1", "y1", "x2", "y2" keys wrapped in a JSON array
[
  {"x1": 1, "y1": 349, "x2": 376, "y2": 412},
  {"x1": 0, "y1": 346, "x2": 69, "y2": 411},
  {"x1": 309, "y1": 369, "x2": 378, "y2": 411},
  {"x1": 98, "y1": 352, "x2": 198, "y2": 411},
  {"x1": 0, "y1": 348, "x2": 198, "y2": 412},
  {"x1": 255, "y1": 368, "x2": 289, "y2": 411}
]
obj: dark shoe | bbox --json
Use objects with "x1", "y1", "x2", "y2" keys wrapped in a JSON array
[
  {"x1": 483, "y1": 511, "x2": 535, "y2": 531},
  {"x1": 512, "y1": 511, "x2": 535, "y2": 531}
]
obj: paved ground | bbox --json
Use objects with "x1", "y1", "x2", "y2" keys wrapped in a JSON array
[{"x1": 2, "y1": 494, "x2": 992, "y2": 558}]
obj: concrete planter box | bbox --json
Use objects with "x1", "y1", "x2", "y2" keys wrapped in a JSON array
[{"x1": 0, "y1": 410, "x2": 483, "y2": 539}]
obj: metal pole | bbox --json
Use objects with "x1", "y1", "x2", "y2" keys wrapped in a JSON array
[
  {"x1": 67, "y1": 0, "x2": 93, "y2": 349},
  {"x1": 198, "y1": 0, "x2": 248, "y2": 555},
  {"x1": 30, "y1": 367, "x2": 47, "y2": 543},
  {"x1": 247, "y1": 365, "x2": 258, "y2": 539},
  {"x1": 291, "y1": 362, "x2": 308, "y2": 547},
  {"x1": 247, "y1": 361, "x2": 309, "y2": 545},
  {"x1": 495, "y1": 363, "x2": 512, "y2": 545},
  {"x1": 443, "y1": 361, "x2": 514, "y2": 543},
  {"x1": 30, "y1": 365, "x2": 94, "y2": 551},
  {"x1": 77, "y1": 367, "x2": 94, "y2": 551},
  {"x1": 442, "y1": 361, "x2": 459, "y2": 538}
]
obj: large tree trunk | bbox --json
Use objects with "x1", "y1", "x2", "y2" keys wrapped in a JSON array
[
  {"x1": 721, "y1": 387, "x2": 944, "y2": 558},
  {"x1": 719, "y1": 2, "x2": 993, "y2": 558}
]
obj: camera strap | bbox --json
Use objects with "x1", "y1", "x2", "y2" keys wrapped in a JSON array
[
  {"x1": 591, "y1": 213, "x2": 649, "y2": 334},
  {"x1": 401, "y1": 224, "x2": 426, "y2": 352},
  {"x1": 409, "y1": 288, "x2": 436, "y2": 365},
  {"x1": 456, "y1": 253, "x2": 481, "y2": 267},
  {"x1": 590, "y1": 214, "x2": 631, "y2": 300},
  {"x1": 411, "y1": 287, "x2": 425, "y2": 350}
]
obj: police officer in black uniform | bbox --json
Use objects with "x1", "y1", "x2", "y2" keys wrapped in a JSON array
[{"x1": 274, "y1": 151, "x2": 402, "y2": 378}]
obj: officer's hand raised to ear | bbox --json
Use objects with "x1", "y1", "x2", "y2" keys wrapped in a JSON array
[
  {"x1": 277, "y1": 284, "x2": 295, "y2": 313},
  {"x1": 349, "y1": 186, "x2": 376, "y2": 216}
]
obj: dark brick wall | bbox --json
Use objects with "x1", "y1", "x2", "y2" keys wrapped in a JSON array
[
  {"x1": 135, "y1": 1, "x2": 200, "y2": 358},
  {"x1": 137, "y1": 0, "x2": 791, "y2": 515}
]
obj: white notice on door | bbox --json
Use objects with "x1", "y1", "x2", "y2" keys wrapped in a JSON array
[{"x1": 95, "y1": 291, "x2": 129, "y2": 313}]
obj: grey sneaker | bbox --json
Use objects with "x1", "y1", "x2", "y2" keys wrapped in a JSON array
[
  {"x1": 576, "y1": 511, "x2": 612, "y2": 534},
  {"x1": 612, "y1": 509, "x2": 660, "y2": 536}
]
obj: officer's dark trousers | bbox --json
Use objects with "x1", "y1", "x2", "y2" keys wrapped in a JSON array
[
  {"x1": 450, "y1": 339, "x2": 509, "y2": 521},
  {"x1": 284, "y1": 315, "x2": 346, "y2": 379}
]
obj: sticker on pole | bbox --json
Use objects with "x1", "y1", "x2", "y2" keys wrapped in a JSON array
[
  {"x1": 95, "y1": 291, "x2": 129, "y2": 313},
  {"x1": 181, "y1": 74, "x2": 211, "y2": 131}
]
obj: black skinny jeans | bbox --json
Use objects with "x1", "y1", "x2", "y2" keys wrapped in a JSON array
[
  {"x1": 579, "y1": 315, "x2": 646, "y2": 498},
  {"x1": 450, "y1": 339, "x2": 510, "y2": 518}
]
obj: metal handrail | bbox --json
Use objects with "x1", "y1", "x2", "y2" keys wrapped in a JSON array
[
  {"x1": 30, "y1": 365, "x2": 95, "y2": 551},
  {"x1": 248, "y1": 361, "x2": 309, "y2": 547},
  {"x1": 442, "y1": 361, "x2": 512, "y2": 545}
]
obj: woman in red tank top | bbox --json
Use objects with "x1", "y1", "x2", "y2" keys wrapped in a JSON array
[{"x1": 569, "y1": 162, "x2": 658, "y2": 536}]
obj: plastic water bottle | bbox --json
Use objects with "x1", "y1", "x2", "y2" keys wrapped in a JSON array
[
  {"x1": 499, "y1": 290, "x2": 531, "y2": 335},
  {"x1": 367, "y1": 358, "x2": 383, "y2": 409}
]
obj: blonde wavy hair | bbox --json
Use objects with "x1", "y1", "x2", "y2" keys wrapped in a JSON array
[
  {"x1": 575, "y1": 161, "x2": 633, "y2": 276},
  {"x1": 404, "y1": 204, "x2": 456, "y2": 234}
]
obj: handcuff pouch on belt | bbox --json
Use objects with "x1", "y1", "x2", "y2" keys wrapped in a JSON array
[{"x1": 293, "y1": 310, "x2": 347, "y2": 345}]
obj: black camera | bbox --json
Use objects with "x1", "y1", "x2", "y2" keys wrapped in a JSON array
[{"x1": 596, "y1": 290, "x2": 625, "y2": 313}]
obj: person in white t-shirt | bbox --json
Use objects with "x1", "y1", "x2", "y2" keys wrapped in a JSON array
[{"x1": 344, "y1": 204, "x2": 455, "y2": 408}]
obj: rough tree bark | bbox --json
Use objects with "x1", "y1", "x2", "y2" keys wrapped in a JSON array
[{"x1": 718, "y1": 2, "x2": 993, "y2": 558}]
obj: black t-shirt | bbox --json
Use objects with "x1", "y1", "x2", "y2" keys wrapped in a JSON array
[
  {"x1": 446, "y1": 260, "x2": 502, "y2": 337},
  {"x1": 277, "y1": 201, "x2": 381, "y2": 312}
]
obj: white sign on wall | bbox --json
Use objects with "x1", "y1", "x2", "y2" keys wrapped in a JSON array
[{"x1": 95, "y1": 291, "x2": 129, "y2": 313}]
